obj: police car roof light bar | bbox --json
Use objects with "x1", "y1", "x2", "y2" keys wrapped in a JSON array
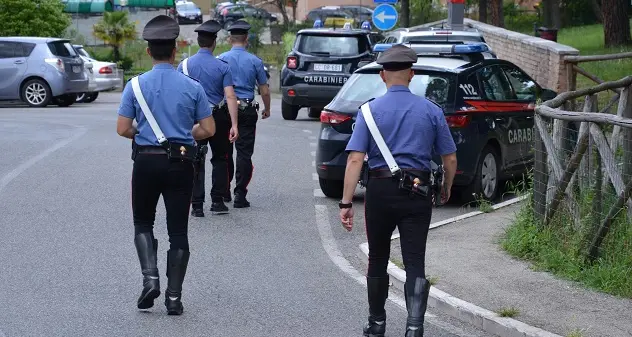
[
  {"x1": 372, "y1": 42, "x2": 489, "y2": 55},
  {"x1": 451, "y1": 43, "x2": 489, "y2": 53},
  {"x1": 372, "y1": 43, "x2": 394, "y2": 53}
]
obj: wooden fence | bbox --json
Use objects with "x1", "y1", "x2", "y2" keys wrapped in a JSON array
[{"x1": 533, "y1": 76, "x2": 632, "y2": 262}]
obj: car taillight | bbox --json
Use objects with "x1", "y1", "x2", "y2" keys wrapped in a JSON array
[
  {"x1": 320, "y1": 111, "x2": 351, "y2": 124},
  {"x1": 445, "y1": 115, "x2": 470, "y2": 128},
  {"x1": 99, "y1": 66, "x2": 113, "y2": 74},
  {"x1": 287, "y1": 56, "x2": 298, "y2": 69},
  {"x1": 45, "y1": 58, "x2": 64, "y2": 73}
]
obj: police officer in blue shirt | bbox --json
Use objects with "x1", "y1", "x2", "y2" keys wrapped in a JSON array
[
  {"x1": 218, "y1": 20, "x2": 271, "y2": 208},
  {"x1": 116, "y1": 15, "x2": 216, "y2": 316},
  {"x1": 177, "y1": 19, "x2": 239, "y2": 217},
  {"x1": 339, "y1": 45, "x2": 457, "y2": 337}
]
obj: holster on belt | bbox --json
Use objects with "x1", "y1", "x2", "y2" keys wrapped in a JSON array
[
  {"x1": 237, "y1": 98, "x2": 259, "y2": 115},
  {"x1": 396, "y1": 170, "x2": 430, "y2": 198},
  {"x1": 131, "y1": 139, "x2": 198, "y2": 163}
]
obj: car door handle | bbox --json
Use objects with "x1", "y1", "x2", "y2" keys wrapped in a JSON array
[{"x1": 14, "y1": 60, "x2": 24, "y2": 64}]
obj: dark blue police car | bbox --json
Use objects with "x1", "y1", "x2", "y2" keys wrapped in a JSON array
[
  {"x1": 315, "y1": 43, "x2": 556, "y2": 201},
  {"x1": 280, "y1": 22, "x2": 382, "y2": 120}
]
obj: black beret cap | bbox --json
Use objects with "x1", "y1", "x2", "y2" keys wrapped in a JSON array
[
  {"x1": 195, "y1": 19, "x2": 222, "y2": 35},
  {"x1": 227, "y1": 20, "x2": 251, "y2": 35},
  {"x1": 376, "y1": 44, "x2": 418, "y2": 71},
  {"x1": 142, "y1": 15, "x2": 180, "y2": 42}
]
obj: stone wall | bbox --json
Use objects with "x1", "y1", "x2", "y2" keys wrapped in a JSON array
[{"x1": 463, "y1": 19, "x2": 579, "y2": 92}]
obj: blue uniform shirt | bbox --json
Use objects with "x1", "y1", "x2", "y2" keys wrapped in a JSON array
[
  {"x1": 218, "y1": 46, "x2": 268, "y2": 100},
  {"x1": 117, "y1": 63, "x2": 212, "y2": 146},
  {"x1": 176, "y1": 49, "x2": 233, "y2": 106},
  {"x1": 345, "y1": 85, "x2": 457, "y2": 171}
]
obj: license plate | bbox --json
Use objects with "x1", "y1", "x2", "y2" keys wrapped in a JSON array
[
  {"x1": 189, "y1": 16, "x2": 195, "y2": 19},
  {"x1": 313, "y1": 63, "x2": 342, "y2": 72},
  {"x1": 303, "y1": 75, "x2": 348, "y2": 85},
  {"x1": 72, "y1": 66, "x2": 81, "y2": 73}
]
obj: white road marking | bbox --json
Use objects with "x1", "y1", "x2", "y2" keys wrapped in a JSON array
[
  {"x1": 310, "y1": 151, "x2": 316, "y2": 157},
  {"x1": 309, "y1": 142, "x2": 316, "y2": 147},
  {"x1": 312, "y1": 173, "x2": 318, "y2": 181},
  {"x1": 308, "y1": 136, "x2": 317, "y2": 140},
  {"x1": 311, "y1": 161, "x2": 315, "y2": 167},
  {"x1": 303, "y1": 129, "x2": 312, "y2": 133},
  {"x1": 0, "y1": 128, "x2": 88, "y2": 195},
  {"x1": 314, "y1": 189, "x2": 326, "y2": 197}
]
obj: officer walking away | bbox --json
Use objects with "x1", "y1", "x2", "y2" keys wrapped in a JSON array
[
  {"x1": 218, "y1": 20, "x2": 271, "y2": 208},
  {"x1": 177, "y1": 19, "x2": 239, "y2": 217},
  {"x1": 116, "y1": 15, "x2": 216, "y2": 315},
  {"x1": 338, "y1": 45, "x2": 457, "y2": 336}
]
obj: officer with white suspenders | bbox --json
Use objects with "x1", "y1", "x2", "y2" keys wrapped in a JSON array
[
  {"x1": 178, "y1": 19, "x2": 239, "y2": 217},
  {"x1": 339, "y1": 45, "x2": 457, "y2": 337},
  {"x1": 116, "y1": 15, "x2": 216, "y2": 316}
]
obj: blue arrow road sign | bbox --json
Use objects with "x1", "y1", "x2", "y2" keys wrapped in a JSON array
[
  {"x1": 373, "y1": 0, "x2": 398, "y2": 4},
  {"x1": 372, "y1": 4, "x2": 398, "y2": 31}
]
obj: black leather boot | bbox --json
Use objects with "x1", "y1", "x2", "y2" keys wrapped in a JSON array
[
  {"x1": 404, "y1": 277, "x2": 430, "y2": 337},
  {"x1": 363, "y1": 276, "x2": 390, "y2": 337},
  {"x1": 210, "y1": 200, "x2": 229, "y2": 215},
  {"x1": 164, "y1": 249, "x2": 190, "y2": 315},
  {"x1": 191, "y1": 204, "x2": 204, "y2": 217},
  {"x1": 233, "y1": 193, "x2": 250, "y2": 208},
  {"x1": 134, "y1": 233, "x2": 160, "y2": 309}
]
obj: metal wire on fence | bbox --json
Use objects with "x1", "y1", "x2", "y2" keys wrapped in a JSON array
[{"x1": 531, "y1": 76, "x2": 632, "y2": 265}]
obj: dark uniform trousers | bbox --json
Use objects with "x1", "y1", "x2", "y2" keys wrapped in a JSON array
[
  {"x1": 228, "y1": 103, "x2": 258, "y2": 198},
  {"x1": 132, "y1": 152, "x2": 194, "y2": 250},
  {"x1": 365, "y1": 177, "x2": 432, "y2": 279},
  {"x1": 192, "y1": 107, "x2": 233, "y2": 204}
]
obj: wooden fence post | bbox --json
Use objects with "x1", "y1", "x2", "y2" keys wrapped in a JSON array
[{"x1": 533, "y1": 113, "x2": 549, "y2": 224}]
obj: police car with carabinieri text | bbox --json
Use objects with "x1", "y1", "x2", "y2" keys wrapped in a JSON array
[
  {"x1": 315, "y1": 42, "x2": 557, "y2": 202},
  {"x1": 280, "y1": 20, "x2": 382, "y2": 120}
]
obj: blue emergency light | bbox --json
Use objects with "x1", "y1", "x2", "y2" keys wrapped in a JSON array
[
  {"x1": 372, "y1": 43, "x2": 394, "y2": 53},
  {"x1": 313, "y1": 19, "x2": 323, "y2": 28},
  {"x1": 361, "y1": 21, "x2": 371, "y2": 30},
  {"x1": 372, "y1": 42, "x2": 490, "y2": 54},
  {"x1": 451, "y1": 43, "x2": 490, "y2": 53}
]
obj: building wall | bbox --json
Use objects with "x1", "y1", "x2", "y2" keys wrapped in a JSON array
[{"x1": 463, "y1": 19, "x2": 579, "y2": 92}]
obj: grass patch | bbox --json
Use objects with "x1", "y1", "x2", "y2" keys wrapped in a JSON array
[
  {"x1": 566, "y1": 329, "x2": 586, "y2": 337},
  {"x1": 501, "y1": 186, "x2": 632, "y2": 298},
  {"x1": 496, "y1": 306, "x2": 520, "y2": 317},
  {"x1": 557, "y1": 20, "x2": 632, "y2": 109}
]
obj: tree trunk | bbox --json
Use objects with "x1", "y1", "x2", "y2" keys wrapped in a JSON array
[
  {"x1": 401, "y1": 0, "x2": 410, "y2": 28},
  {"x1": 550, "y1": 0, "x2": 561, "y2": 29},
  {"x1": 602, "y1": 0, "x2": 632, "y2": 47},
  {"x1": 112, "y1": 46, "x2": 120, "y2": 63},
  {"x1": 479, "y1": 0, "x2": 488, "y2": 23},
  {"x1": 292, "y1": 4, "x2": 296, "y2": 24},
  {"x1": 490, "y1": 0, "x2": 504, "y2": 27}
]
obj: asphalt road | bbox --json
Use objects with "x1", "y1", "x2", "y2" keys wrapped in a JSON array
[{"x1": 0, "y1": 93, "x2": 490, "y2": 337}]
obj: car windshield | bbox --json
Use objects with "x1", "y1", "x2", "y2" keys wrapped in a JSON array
[
  {"x1": 298, "y1": 34, "x2": 367, "y2": 56},
  {"x1": 333, "y1": 71, "x2": 455, "y2": 107},
  {"x1": 48, "y1": 41, "x2": 77, "y2": 57},
  {"x1": 404, "y1": 35, "x2": 484, "y2": 43},
  {"x1": 177, "y1": 3, "x2": 197, "y2": 10}
]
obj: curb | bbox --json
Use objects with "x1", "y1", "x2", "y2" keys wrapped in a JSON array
[{"x1": 359, "y1": 195, "x2": 563, "y2": 337}]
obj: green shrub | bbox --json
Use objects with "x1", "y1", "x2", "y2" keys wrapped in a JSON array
[{"x1": 282, "y1": 32, "x2": 296, "y2": 56}]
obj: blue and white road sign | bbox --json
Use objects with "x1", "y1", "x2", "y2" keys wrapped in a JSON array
[
  {"x1": 372, "y1": 4, "x2": 398, "y2": 31},
  {"x1": 373, "y1": 0, "x2": 398, "y2": 4}
]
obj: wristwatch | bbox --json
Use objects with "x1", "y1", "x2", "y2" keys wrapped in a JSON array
[{"x1": 339, "y1": 201, "x2": 352, "y2": 209}]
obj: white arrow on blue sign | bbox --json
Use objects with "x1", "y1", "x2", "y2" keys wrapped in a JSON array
[{"x1": 372, "y1": 4, "x2": 398, "y2": 31}]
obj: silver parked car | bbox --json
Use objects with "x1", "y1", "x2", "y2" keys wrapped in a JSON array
[
  {"x1": 73, "y1": 44, "x2": 122, "y2": 103},
  {"x1": 0, "y1": 37, "x2": 89, "y2": 107}
]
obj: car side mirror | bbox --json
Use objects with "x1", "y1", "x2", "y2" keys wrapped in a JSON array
[{"x1": 540, "y1": 88, "x2": 557, "y2": 101}]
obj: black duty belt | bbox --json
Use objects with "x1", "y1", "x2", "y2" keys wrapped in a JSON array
[
  {"x1": 369, "y1": 169, "x2": 430, "y2": 180},
  {"x1": 136, "y1": 146, "x2": 167, "y2": 155}
]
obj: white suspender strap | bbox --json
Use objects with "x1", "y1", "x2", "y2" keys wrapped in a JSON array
[
  {"x1": 182, "y1": 58, "x2": 189, "y2": 76},
  {"x1": 360, "y1": 102, "x2": 400, "y2": 175},
  {"x1": 130, "y1": 76, "x2": 167, "y2": 144}
]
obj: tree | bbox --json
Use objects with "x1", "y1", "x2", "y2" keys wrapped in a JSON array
[
  {"x1": 489, "y1": 0, "x2": 504, "y2": 27},
  {"x1": 0, "y1": 0, "x2": 71, "y2": 37},
  {"x1": 272, "y1": 0, "x2": 290, "y2": 28},
  {"x1": 401, "y1": 0, "x2": 410, "y2": 28},
  {"x1": 92, "y1": 11, "x2": 136, "y2": 62},
  {"x1": 541, "y1": 0, "x2": 561, "y2": 29},
  {"x1": 602, "y1": 0, "x2": 632, "y2": 47},
  {"x1": 479, "y1": 0, "x2": 488, "y2": 23}
]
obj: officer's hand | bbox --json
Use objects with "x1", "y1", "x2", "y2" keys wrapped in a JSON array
[
  {"x1": 440, "y1": 183, "x2": 451, "y2": 204},
  {"x1": 229, "y1": 126, "x2": 239, "y2": 143},
  {"x1": 340, "y1": 208, "x2": 354, "y2": 231},
  {"x1": 262, "y1": 109, "x2": 271, "y2": 119}
]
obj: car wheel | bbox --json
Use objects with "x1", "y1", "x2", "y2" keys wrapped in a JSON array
[
  {"x1": 319, "y1": 178, "x2": 344, "y2": 198},
  {"x1": 21, "y1": 79, "x2": 52, "y2": 107},
  {"x1": 83, "y1": 92, "x2": 99, "y2": 103},
  {"x1": 281, "y1": 101, "x2": 299, "y2": 120},
  {"x1": 308, "y1": 108, "x2": 322, "y2": 119},
  {"x1": 463, "y1": 145, "x2": 500, "y2": 202},
  {"x1": 53, "y1": 94, "x2": 77, "y2": 107},
  {"x1": 76, "y1": 92, "x2": 87, "y2": 102}
]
